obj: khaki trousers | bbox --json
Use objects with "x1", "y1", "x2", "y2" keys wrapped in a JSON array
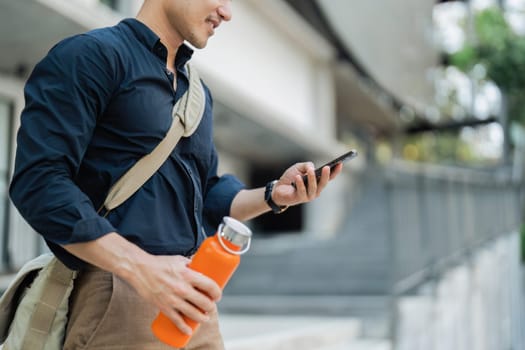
[{"x1": 64, "y1": 267, "x2": 224, "y2": 350}]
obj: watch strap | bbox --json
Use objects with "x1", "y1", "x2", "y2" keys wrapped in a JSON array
[{"x1": 264, "y1": 180, "x2": 288, "y2": 214}]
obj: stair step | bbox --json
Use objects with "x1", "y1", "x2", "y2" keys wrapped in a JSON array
[
  {"x1": 220, "y1": 315, "x2": 362, "y2": 350},
  {"x1": 218, "y1": 295, "x2": 389, "y2": 318}
]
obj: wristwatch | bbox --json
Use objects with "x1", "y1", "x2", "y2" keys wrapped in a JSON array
[{"x1": 264, "y1": 180, "x2": 289, "y2": 214}]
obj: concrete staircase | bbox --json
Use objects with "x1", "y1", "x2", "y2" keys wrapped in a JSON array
[
  {"x1": 220, "y1": 166, "x2": 393, "y2": 348},
  {"x1": 226, "y1": 166, "x2": 391, "y2": 297}
]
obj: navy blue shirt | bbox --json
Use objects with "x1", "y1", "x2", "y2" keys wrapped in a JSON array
[{"x1": 9, "y1": 19, "x2": 244, "y2": 270}]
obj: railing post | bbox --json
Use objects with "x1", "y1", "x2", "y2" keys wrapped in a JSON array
[{"x1": 385, "y1": 167, "x2": 398, "y2": 348}]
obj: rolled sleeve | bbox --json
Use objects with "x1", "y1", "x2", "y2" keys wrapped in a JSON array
[
  {"x1": 203, "y1": 174, "x2": 245, "y2": 234},
  {"x1": 72, "y1": 217, "x2": 117, "y2": 243},
  {"x1": 9, "y1": 34, "x2": 118, "y2": 246}
]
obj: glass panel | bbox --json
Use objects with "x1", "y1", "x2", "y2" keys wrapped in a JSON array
[
  {"x1": 0, "y1": 102, "x2": 8, "y2": 174},
  {"x1": 0, "y1": 99, "x2": 9, "y2": 270},
  {"x1": 0, "y1": 179, "x2": 5, "y2": 242}
]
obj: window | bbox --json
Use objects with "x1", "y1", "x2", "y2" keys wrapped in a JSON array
[{"x1": 0, "y1": 99, "x2": 12, "y2": 269}]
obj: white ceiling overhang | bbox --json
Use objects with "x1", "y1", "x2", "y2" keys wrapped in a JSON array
[{"x1": 0, "y1": 0, "x2": 120, "y2": 77}]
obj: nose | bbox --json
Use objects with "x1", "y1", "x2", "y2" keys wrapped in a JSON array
[{"x1": 218, "y1": 1, "x2": 232, "y2": 21}]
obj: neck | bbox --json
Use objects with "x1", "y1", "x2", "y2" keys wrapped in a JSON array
[{"x1": 136, "y1": 4, "x2": 181, "y2": 72}]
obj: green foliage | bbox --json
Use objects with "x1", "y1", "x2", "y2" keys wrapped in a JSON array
[
  {"x1": 475, "y1": 8, "x2": 511, "y2": 47},
  {"x1": 450, "y1": 7, "x2": 525, "y2": 91},
  {"x1": 481, "y1": 36, "x2": 525, "y2": 92},
  {"x1": 449, "y1": 46, "x2": 477, "y2": 71},
  {"x1": 448, "y1": 7, "x2": 525, "y2": 128},
  {"x1": 508, "y1": 91, "x2": 525, "y2": 126}
]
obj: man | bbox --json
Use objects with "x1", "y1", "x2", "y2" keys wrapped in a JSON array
[{"x1": 9, "y1": 0, "x2": 342, "y2": 348}]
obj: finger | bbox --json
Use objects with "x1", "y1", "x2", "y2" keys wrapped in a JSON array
[
  {"x1": 330, "y1": 163, "x2": 343, "y2": 179},
  {"x1": 182, "y1": 286, "x2": 217, "y2": 314},
  {"x1": 292, "y1": 174, "x2": 306, "y2": 194},
  {"x1": 185, "y1": 269, "x2": 222, "y2": 303},
  {"x1": 290, "y1": 162, "x2": 315, "y2": 188},
  {"x1": 295, "y1": 161, "x2": 315, "y2": 174},
  {"x1": 161, "y1": 304, "x2": 193, "y2": 335},
  {"x1": 306, "y1": 167, "x2": 317, "y2": 198},
  {"x1": 173, "y1": 295, "x2": 212, "y2": 323},
  {"x1": 316, "y1": 166, "x2": 331, "y2": 195}
]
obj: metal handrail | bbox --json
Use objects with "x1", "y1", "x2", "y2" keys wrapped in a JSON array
[{"x1": 385, "y1": 159, "x2": 522, "y2": 294}]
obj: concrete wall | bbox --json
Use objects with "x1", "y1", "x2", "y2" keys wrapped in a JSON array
[
  {"x1": 193, "y1": 0, "x2": 335, "y2": 138},
  {"x1": 395, "y1": 231, "x2": 525, "y2": 350},
  {"x1": 318, "y1": 0, "x2": 438, "y2": 112}
]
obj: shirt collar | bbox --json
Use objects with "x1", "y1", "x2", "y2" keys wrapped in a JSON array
[{"x1": 121, "y1": 18, "x2": 194, "y2": 69}]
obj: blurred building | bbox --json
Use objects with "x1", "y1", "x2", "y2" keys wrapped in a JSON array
[{"x1": 0, "y1": 0, "x2": 523, "y2": 349}]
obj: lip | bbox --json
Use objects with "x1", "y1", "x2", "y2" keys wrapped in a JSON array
[
  {"x1": 207, "y1": 18, "x2": 220, "y2": 30},
  {"x1": 206, "y1": 19, "x2": 220, "y2": 36},
  {"x1": 207, "y1": 23, "x2": 215, "y2": 35}
]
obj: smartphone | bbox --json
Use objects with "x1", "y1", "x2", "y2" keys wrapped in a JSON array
[{"x1": 293, "y1": 149, "x2": 358, "y2": 188}]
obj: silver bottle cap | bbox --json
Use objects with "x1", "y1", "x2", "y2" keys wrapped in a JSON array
[{"x1": 218, "y1": 217, "x2": 252, "y2": 255}]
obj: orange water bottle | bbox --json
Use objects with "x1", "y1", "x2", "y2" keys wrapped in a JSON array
[{"x1": 151, "y1": 216, "x2": 252, "y2": 348}]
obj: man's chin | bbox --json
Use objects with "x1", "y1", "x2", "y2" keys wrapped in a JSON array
[{"x1": 188, "y1": 39, "x2": 208, "y2": 49}]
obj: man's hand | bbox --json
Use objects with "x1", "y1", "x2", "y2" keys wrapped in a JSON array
[
  {"x1": 271, "y1": 161, "x2": 343, "y2": 207},
  {"x1": 64, "y1": 233, "x2": 221, "y2": 335},
  {"x1": 229, "y1": 161, "x2": 343, "y2": 221},
  {"x1": 127, "y1": 254, "x2": 222, "y2": 335}
]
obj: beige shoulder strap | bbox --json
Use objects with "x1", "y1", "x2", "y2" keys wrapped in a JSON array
[
  {"x1": 20, "y1": 258, "x2": 76, "y2": 350},
  {"x1": 101, "y1": 64, "x2": 205, "y2": 213}
]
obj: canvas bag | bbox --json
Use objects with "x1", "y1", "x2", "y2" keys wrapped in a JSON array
[
  {"x1": 0, "y1": 63, "x2": 205, "y2": 349},
  {"x1": 0, "y1": 255, "x2": 75, "y2": 350}
]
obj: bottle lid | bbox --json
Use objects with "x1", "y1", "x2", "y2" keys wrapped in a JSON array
[{"x1": 218, "y1": 217, "x2": 252, "y2": 255}]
